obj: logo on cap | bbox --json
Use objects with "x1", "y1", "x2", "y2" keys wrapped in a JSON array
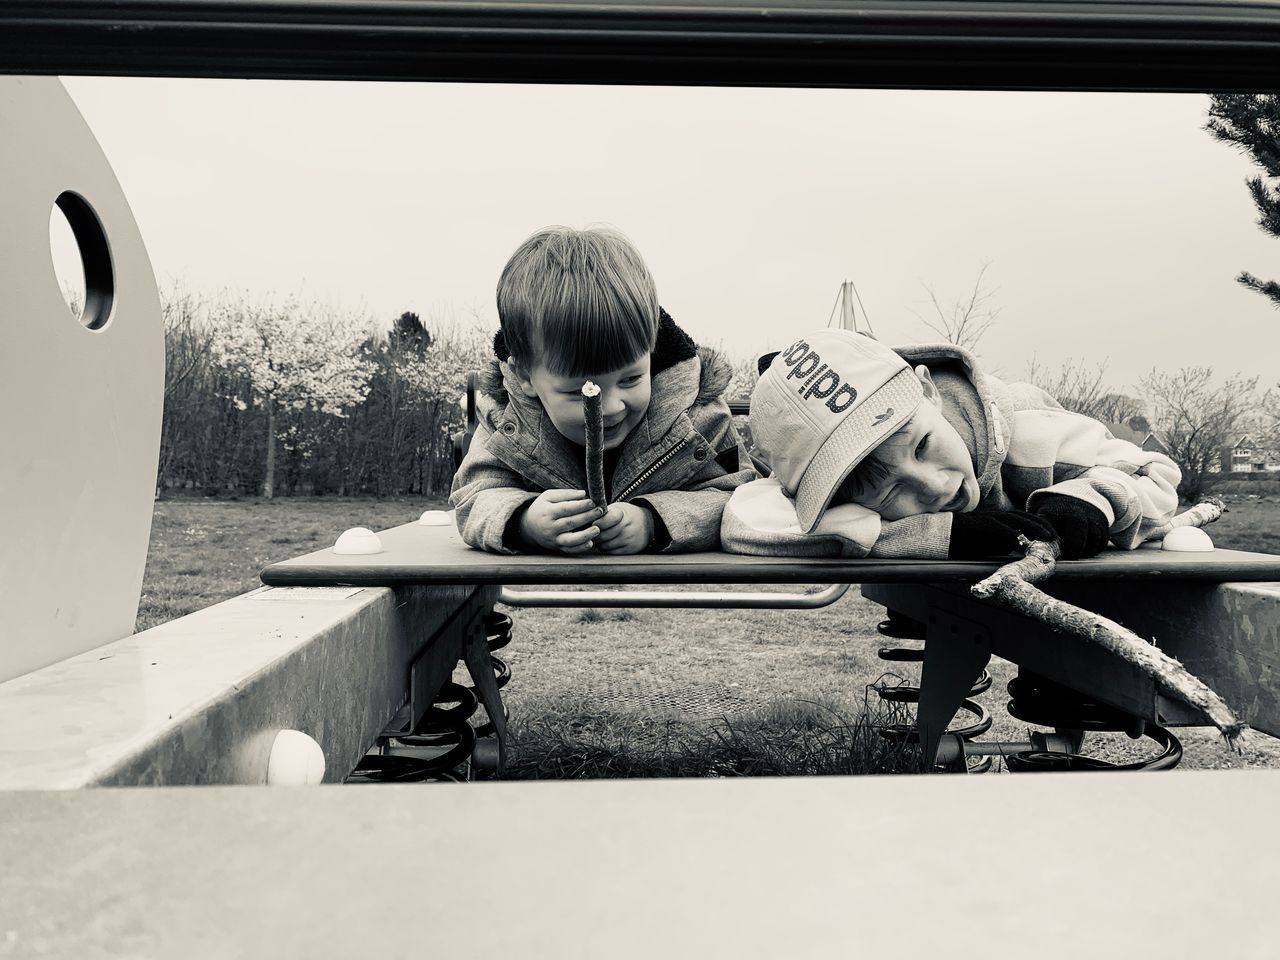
[{"x1": 778, "y1": 340, "x2": 858, "y2": 413}]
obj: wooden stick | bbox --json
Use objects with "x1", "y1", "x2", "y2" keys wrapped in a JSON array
[
  {"x1": 582, "y1": 381, "x2": 608, "y2": 509},
  {"x1": 970, "y1": 501, "x2": 1251, "y2": 753},
  {"x1": 1145, "y1": 495, "x2": 1224, "y2": 540}
]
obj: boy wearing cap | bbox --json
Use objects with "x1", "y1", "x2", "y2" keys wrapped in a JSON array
[{"x1": 721, "y1": 330, "x2": 1182, "y2": 560}]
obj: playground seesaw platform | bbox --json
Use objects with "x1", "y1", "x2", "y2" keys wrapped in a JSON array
[
  {"x1": 261, "y1": 517, "x2": 1280, "y2": 587},
  {"x1": 255, "y1": 519, "x2": 1280, "y2": 774}
]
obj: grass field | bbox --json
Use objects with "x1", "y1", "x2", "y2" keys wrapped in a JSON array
[{"x1": 137, "y1": 494, "x2": 1280, "y2": 776}]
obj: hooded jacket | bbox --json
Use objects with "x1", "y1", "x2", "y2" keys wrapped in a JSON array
[
  {"x1": 450, "y1": 310, "x2": 757, "y2": 553},
  {"x1": 721, "y1": 342, "x2": 1182, "y2": 559}
]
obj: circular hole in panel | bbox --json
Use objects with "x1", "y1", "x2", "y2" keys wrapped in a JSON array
[{"x1": 49, "y1": 191, "x2": 114, "y2": 330}]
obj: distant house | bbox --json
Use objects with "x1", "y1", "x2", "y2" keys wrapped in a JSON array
[
  {"x1": 1141, "y1": 433, "x2": 1171, "y2": 457},
  {"x1": 1218, "y1": 434, "x2": 1280, "y2": 473},
  {"x1": 1104, "y1": 421, "x2": 1144, "y2": 445},
  {"x1": 1103, "y1": 421, "x2": 1171, "y2": 457},
  {"x1": 1227, "y1": 435, "x2": 1256, "y2": 473}
]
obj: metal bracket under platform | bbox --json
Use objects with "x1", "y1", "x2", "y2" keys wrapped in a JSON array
[{"x1": 862, "y1": 581, "x2": 1213, "y2": 765}]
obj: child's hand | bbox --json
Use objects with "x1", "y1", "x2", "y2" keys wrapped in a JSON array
[
  {"x1": 519, "y1": 489, "x2": 605, "y2": 554},
  {"x1": 948, "y1": 510, "x2": 1057, "y2": 559},
  {"x1": 1032, "y1": 494, "x2": 1110, "y2": 559},
  {"x1": 594, "y1": 502, "x2": 655, "y2": 555}
]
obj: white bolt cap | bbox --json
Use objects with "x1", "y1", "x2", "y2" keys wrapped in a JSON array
[
  {"x1": 419, "y1": 509, "x2": 453, "y2": 526},
  {"x1": 333, "y1": 526, "x2": 383, "y2": 555},
  {"x1": 1162, "y1": 526, "x2": 1214, "y2": 552},
  {"x1": 266, "y1": 729, "x2": 326, "y2": 785}
]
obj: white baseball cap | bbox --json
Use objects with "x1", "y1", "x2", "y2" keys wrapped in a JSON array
[{"x1": 750, "y1": 330, "x2": 924, "y2": 532}]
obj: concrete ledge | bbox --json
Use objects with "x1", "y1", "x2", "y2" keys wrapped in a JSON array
[
  {"x1": 0, "y1": 584, "x2": 489, "y2": 788},
  {"x1": 3, "y1": 772, "x2": 1279, "y2": 957}
]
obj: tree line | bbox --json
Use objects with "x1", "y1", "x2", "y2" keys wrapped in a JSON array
[
  {"x1": 152, "y1": 279, "x2": 1274, "y2": 507},
  {"x1": 1024, "y1": 357, "x2": 1274, "y2": 502},
  {"x1": 157, "y1": 287, "x2": 491, "y2": 499}
]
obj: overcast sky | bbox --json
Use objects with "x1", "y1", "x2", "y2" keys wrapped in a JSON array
[{"x1": 58, "y1": 77, "x2": 1280, "y2": 393}]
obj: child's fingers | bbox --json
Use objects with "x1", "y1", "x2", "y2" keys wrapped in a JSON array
[
  {"x1": 549, "y1": 497, "x2": 598, "y2": 519},
  {"x1": 554, "y1": 504, "x2": 605, "y2": 532},
  {"x1": 555, "y1": 525, "x2": 600, "y2": 549},
  {"x1": 593, "y1": 506, "x2": 622, "y2": 530},
  {"x1": 559, "y1": 540, "x2": 595, "y2": 555},
  {"x1": 596, "y1": 520, "x2": 636, "y2": 548},
  {"x1": 543, "y1": 489, "x2": 589, "y2": 503}
]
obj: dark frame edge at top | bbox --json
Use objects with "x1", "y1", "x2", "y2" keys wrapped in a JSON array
[{"x1": 4, "y1": 0, "x2": 1280, "y2": 91}]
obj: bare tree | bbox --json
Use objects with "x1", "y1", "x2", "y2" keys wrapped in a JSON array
[
  {"x1": 1234, "y1": 398, "x2": 1280, "y2": 464},
  {"x1": 1026, "y1": 356, "x2": 1106, "y2": 414},
  {"x1": 726, "y1": 353, "x2": 758, "y2": 405},
  {"x1": 162, "y1": 283, "x2": 215, "y2": 401},
  {"x1": 1139, "y1": 367, "x2": 1259, "y2": 501},
  {"x1": 1265, "y1": 386, "x2": 1280, "y2": 446},
  {"x1": 155, "y1": 282, "x2": 216, "y2": 496},
  {"x1": 1025, "y1": 357, "x2": 1145, "y2": 425},
  {"x1": 911, "y1": 262, "x2": 1000, "y2": 351}
]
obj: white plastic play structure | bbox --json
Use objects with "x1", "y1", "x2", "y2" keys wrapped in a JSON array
[{"x1": 1, "y1": 76, "x2": 162, "y2": 686}]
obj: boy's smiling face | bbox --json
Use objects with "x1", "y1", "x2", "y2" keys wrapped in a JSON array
[
  {"x1": 518, "y1": 354, "x2": 652, "y2": 451},
  {"x1": 837, "y1": 367, "x2": 979, "y2": 521}
]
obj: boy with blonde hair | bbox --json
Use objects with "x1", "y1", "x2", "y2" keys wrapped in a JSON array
[
  {"x1": 723, "y1": 329, "x2": 1181, "y2": 560},
  {"x1": 451, "y1": 225, "x2": 755, "y2": 554}
]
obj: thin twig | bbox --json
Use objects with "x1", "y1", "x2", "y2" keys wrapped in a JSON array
[{"x1": 1146, "y1": 495, "x2": 1225, "y2": 539}]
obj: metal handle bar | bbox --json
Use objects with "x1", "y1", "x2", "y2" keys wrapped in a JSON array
[{"x1": 496, "y1": 583, "x2": 850, "y2": 609}]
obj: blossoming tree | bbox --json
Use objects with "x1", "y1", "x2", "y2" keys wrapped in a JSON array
[{"x1": 211, "y1": 297, "x2": 376, "y2": 498}]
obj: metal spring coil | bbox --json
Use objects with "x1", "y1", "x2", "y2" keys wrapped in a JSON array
[
  {"x1": 347, "y1": 684, "x2": 479, "y2": 783},
  {"x1": 347, "y1": 612, "x2": 517, "y2": 783},
  {"x1": 1003, "y1": 673, "x2": 1183, "y2": 771}
]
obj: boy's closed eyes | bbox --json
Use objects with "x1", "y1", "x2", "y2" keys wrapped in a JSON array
[{"x1": 833, "y1": 372, "x2": 980, "y2": 521}]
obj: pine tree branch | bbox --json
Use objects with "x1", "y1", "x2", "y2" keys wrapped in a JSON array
[{"x1": 1237, "y1": 272, "x2": 1280, "y2": 309}]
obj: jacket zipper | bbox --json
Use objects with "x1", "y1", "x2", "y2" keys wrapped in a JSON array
[{"x1": 613, "y1": 437, "x2": 690, "y2": 503}]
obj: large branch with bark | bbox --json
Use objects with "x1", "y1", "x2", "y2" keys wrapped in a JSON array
[{"x1": 970, "y1": 497, "x2": 1252, "y2": 753}]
